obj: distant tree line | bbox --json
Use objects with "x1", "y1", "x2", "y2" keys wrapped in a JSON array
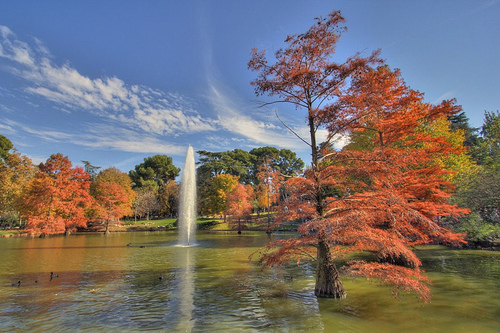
[
  {"x1": 0, "y1": 135, "x2": 304, "y2": 236},
  {"x1": 1, "y1": 108, "x2": 499, "y2": 242}
]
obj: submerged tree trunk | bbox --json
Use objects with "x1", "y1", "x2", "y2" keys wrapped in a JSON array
[{"x1": 315, "y1": 239, "x2": 346, "y2": 298}]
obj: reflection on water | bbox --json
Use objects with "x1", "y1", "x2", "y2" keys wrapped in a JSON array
[
  {"x1": 175, "y1": 246, "x2": 195, "y2": 332},
  {"x1": 0, "y1": 232, "x2": 499, "y2": 332}
]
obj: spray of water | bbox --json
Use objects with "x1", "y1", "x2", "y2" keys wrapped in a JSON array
[{"x1": 178, "y1": 146, "x2": 197, "y2": 246}]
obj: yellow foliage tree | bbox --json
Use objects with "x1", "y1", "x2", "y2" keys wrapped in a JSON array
[{"x1": 419, "y1": 116, "x2": 479, "y2": 182}]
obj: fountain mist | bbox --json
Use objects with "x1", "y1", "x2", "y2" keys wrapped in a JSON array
[{"x1": 178, "y1": 146, "x2": 197, "y2": 246}]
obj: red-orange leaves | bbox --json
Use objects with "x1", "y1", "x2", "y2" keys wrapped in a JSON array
[
  {"x1": 93, "y1": 181, "x2": 131, "y2": 222},
  {"x1": 27, "y1": 216, "x2": 66, "y2": 235},
  {"x1": 272, "y1": 64, "x2": 466, "y2": 300},
  {"x1": 328, "y1": 65, "x2": 461, "y2": 149},
  {"x1": 249, "y1": 9, "x2": 467, "y2": 301},
  {"x1": 91, "y1": 167, "x2": 136, "y2": 228},
  {"x1": 227, "y1": 183, "x2": 254, "y2": 222},
  {"x1": 252, "y1": 237, "x2": 318, "y2": 268},
  {"x1": 23, "y1": 154, "x2": 92, "y2": 235}
]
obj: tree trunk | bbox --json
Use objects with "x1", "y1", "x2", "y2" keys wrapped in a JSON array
[
  {"x1": 315, "y1": 239, "x2": 346, "y2": 298},
  {"x1": 104, "y1": 220, "x2": 110, "y2": 235}
]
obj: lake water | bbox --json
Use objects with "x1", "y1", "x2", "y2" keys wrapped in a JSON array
[{"x1": 1, "y1": 231, "x2": 499, "y2": 332}]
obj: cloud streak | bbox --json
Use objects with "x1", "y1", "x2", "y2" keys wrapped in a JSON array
[
  {"x1": 206, "y1": 76, "x2": 349, "y2": 152},
  {"x1": 0, "y1": 25, "x2": 218, "y2": 137},
  {"x1": 206, "y1": 77, "x2": 310, "y2": 150},
  {"x1": 2, "y1": 118, "x2": 185, "y2": 155}
]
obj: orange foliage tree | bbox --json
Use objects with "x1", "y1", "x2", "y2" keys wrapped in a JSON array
[
  {"x1": 227, "y1": 183, "x2": 254, "y2": 231},
  {"x1": 23, "y1": 153, "x2": 92, "y2": 235},
  {"x1": 255, "y1": 157, "x2": 284, "y2": 231},
  {"x1": 90, "y1": 167, "x2": 135, "y2": 234},
  {"x1": 249, "y1": 11, "x2": 467, "y2": 301}
]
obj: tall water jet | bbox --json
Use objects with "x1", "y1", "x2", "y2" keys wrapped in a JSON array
[{"x1": 178, "y1": 146, "x2": 197, "y2": 246}]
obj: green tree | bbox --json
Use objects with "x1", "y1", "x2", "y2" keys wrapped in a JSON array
[
  {"x1": 129, "y1": 155, "x2": 180, "y2": 190},
  {"x1": 0, "y1": 134, "x2": 14, "y2": 161},
  {"x1": 449, "y1": 169, "x2": 500, "y2": 243},
  {"x1": 342, "y1": 129, "x2": 376, "y2": 152},
  {"x1": 250, "y1": 147, "x2": 304, "y2": 179},
  {"x1": 199, "y1": 174, "x2": 239, "y2": 222},
  {"x1": 197, "y1": 147, "x2": 303, "y2": 188},
  {"x1": 82, "y1": 160, "x2": 101, "y2": 181},
  {"x1": 197, "y1": 149, "x2": 255, "y2": 186},
  {"x1": 443, "y1": 111, "x2": 500, "y2": 245},
  {"x1": 448, "y1": 111, "x2": 479, "y2": 148},
  {"x1": 477, "y1": 111, "x2": 500, "y2": 169}
]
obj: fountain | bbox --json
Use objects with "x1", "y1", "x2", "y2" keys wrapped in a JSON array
[{"x1": 178, "y1": 146, "x2": 197, "y2": 246}]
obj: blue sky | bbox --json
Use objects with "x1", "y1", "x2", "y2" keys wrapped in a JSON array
[{"x1": 1, "y1": 0, "x2": 499, "y2": 173}]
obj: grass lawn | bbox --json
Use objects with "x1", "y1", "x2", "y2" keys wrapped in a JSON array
[
  {"x1": 118, "y1": 216, "x2": 290, "y2": 232},
  {"x1": 121, "y1": 218, "x2": 177, "y2": 231},
  {"x1": 119, "y1": 217, "x2": 227, "y2": 231},
  {"x1": 109, "y1": 214, "x2": 300, "y2": 232},
  {"x1": 0, "y1": 214, "x2": 299, "y2": 236},
  {"x1": 0, "y1": 229, "x2": 19, "y2": 237}
]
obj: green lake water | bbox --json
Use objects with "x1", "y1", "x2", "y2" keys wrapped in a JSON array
[{"x1": 1, "y1": 231, "x2": 499, "y2": 332}]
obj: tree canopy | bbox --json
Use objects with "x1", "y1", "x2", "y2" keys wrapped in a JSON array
[
  {"x1": 0, "y1": 134, "x2": 14, "y2": 162},
  {"x1": 197, "y1": 147, "x2": 304, "y2": 187},
  {"x1": 129, "y1": 155, "x2": 180, "y2": 190},
  {"x1": 0, "y1": 144, "x2": 34, "y2": 223},
  {"x1": 91, "y1": 167, "x2": 136, "y2": 233},
  {"x1": 249, "y1": 147, "x2": 304, "y2": 179},
  {"x1": 197, "y1": 149, "x2": 255, "y2": 185},
  {"x1": 447, "y1": 111, "x2": 500, "y2": 243},
  {"x1": 23, "y1": 154, "x2": 93, "y2": 235},
  {"x1": 199, "y1": 173, "x2": 240, "y2": 221}
]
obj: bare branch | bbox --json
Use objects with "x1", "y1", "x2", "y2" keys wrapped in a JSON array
[{"x1": 275, "y1": 110, "x2": 312, "y2": 147}]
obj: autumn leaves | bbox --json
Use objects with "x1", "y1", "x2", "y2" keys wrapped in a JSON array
[{"x1": 249, "y1": 10, "x2": 467, "y2": 300}]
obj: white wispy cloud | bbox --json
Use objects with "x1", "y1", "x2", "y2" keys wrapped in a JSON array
[
  {"x1": 432, "y1": 91, "x2": 456, "y2": 105},
  {"x1": 0, "y1": 26, "x2": 35, "y2": 67},
  {"x1": 206, "y1": 77, "x2": 308, "y2": 150},
  {"x1": 0, "y1": 25, "x2": 218, "y2": 137},
  {"x1": 206, "y1": 76, "x2": 350, "y2": 153},
  {"x1": 0, "y1": 121, "x2": 16, "y2": 134},
  {"x1": 2, "y1": 118, "x2": 187, "y2": 156},
  {"x1": 80, "y1": 124, "x2": 187, "y2": 154}
]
